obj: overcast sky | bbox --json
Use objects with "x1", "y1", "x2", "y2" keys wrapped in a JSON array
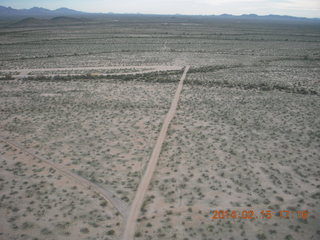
[{"x1": 0, "y1": 0, "x2": 319, "y2": 18}]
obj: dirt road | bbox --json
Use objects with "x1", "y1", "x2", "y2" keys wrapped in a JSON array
[
  {"x1": 0, "y1": 65, "x2": 181, "y2": 73},
  {"x1": 0, "y1": 65, "x2": 182, "y2": 79},
  {"x1": 0, "y1": 136, "x2": 128, "y2": 217},
  {"x1": 122, "y1": 66, "x2": 190, "y2": 240}
]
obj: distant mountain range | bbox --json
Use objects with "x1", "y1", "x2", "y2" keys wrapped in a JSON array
[
  {"x1": 0, "y1": 6, "x2": 92, "y2": 18},
  {"x1": 216, "y1": 13, "x2": 319, "y2": 21},
  {"x1": 0, "y1": 6, "x2": 319, "y2": 21}
]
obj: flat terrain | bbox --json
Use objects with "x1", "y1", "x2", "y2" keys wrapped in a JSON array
[{"x1": 0, "y1": 15, "x2": 319, "y2": 240}]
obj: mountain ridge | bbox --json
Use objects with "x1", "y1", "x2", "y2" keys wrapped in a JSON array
[{"x1": 0, "y1": 6, "x2": 89, "y2": 18}]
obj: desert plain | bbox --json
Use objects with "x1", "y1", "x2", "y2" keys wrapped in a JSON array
[{"x1": 0, "y1": 15, "x2": 319, "y2": 240}]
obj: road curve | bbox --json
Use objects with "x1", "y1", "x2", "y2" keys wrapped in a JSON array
[
  {"x1": 122, "y1": 66, "x2": 190, "y2": 240},
  {"x1": 0, "y1": 136, "x2": 128, "y2": 217}
]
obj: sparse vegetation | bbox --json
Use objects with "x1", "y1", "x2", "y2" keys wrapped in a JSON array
[{"x1": 0, "y1": 13, "x2": 319, "y2": 240}]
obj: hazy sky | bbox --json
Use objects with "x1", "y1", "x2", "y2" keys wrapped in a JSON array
[{"x1": 0, "y1": 0, "x2": 319, "y2": 18}]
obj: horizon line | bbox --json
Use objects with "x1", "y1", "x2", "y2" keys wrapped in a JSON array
[{"x1": 1, "y1": 5, "x2": 319, "y2": 20}]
